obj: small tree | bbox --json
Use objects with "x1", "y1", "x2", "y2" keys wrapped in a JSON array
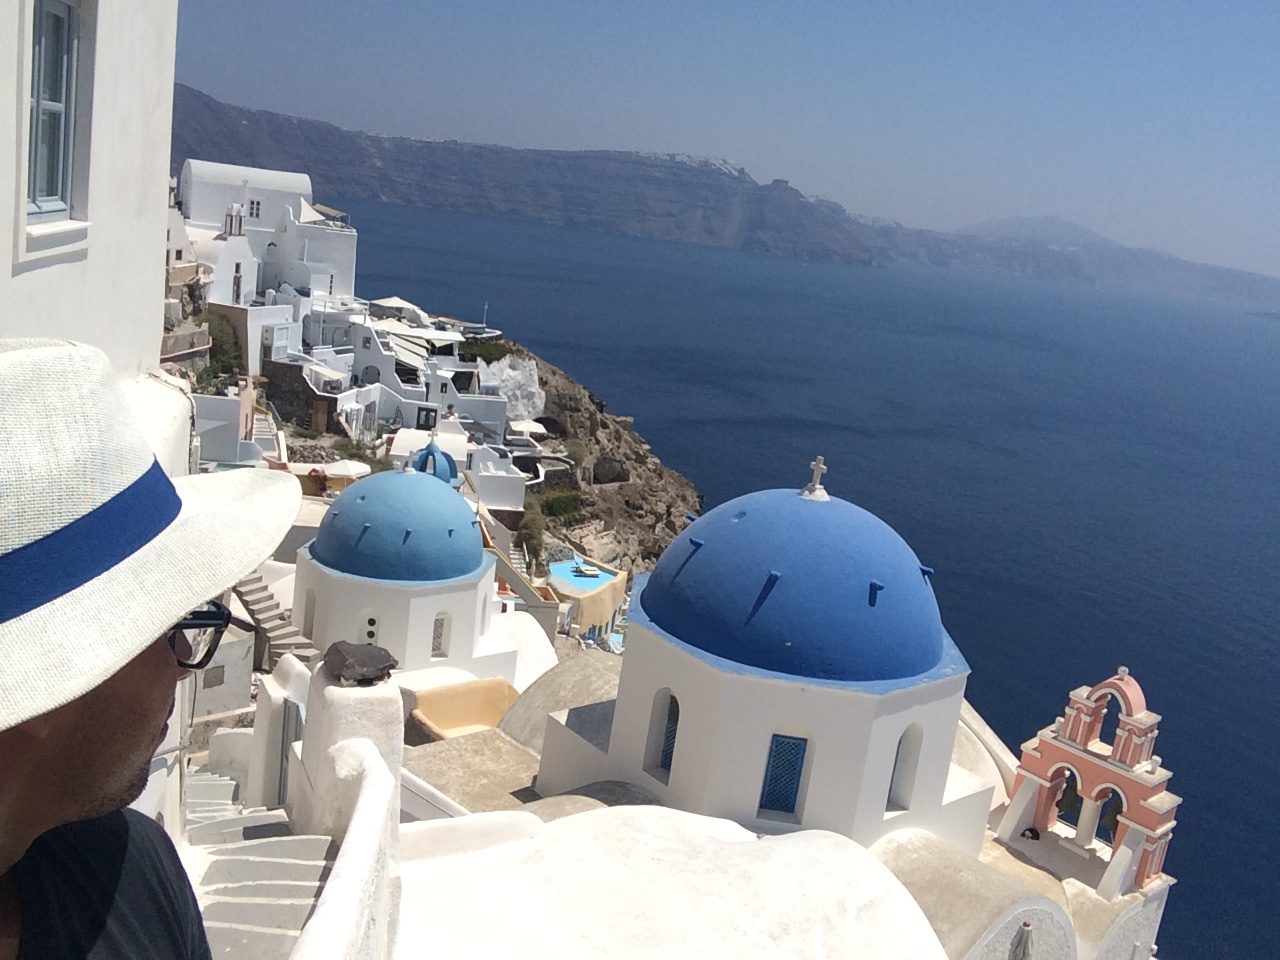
[{"x1": 514, "y1": 496, "x2": 545, "y2": 563}]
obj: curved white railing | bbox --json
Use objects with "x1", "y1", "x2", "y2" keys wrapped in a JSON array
[{"x1": 291, "y1": 737, "x2": 400, "y2": 960}]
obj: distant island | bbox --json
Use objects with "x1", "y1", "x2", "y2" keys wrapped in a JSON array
[{"x1": 171, "y1": 84, "x2": 1280, "y2": 311}]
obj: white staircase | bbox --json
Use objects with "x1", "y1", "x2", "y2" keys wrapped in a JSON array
[
  {"x1": 252, "y1": 413, "x2": 278, "y2": 458},
  {"x1": 233, "y1": 573, "x2": 318, "y2": 669},
  {"x1": 184, "y1": 768, "x2": 336, "y2": 960},
  {"x1": 507, "y1": 542, "x2": 529, "y2": 579}
]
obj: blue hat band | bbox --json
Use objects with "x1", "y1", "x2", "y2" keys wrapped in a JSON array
[{"x1": 0, "y1": 459, "x2": 182, "y2": 623}]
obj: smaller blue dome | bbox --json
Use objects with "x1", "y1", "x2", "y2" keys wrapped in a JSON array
[
  {"x1": 311, "y1": 470, "x2": 483, "y2": 581},
  {"x1": 413, "y1": 441, "x2": 458, "y2": 485}
]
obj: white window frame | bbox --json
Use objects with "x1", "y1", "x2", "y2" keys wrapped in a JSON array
[{"x1": 27, "y1": 0, "x2": 78, "y2": 223}]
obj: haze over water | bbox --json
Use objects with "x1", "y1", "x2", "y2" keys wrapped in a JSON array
[{"x1": 348, "y1": 198, "x2": 1279, "y2": 958}]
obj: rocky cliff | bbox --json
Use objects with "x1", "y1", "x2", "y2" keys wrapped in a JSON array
[
  {"x1": 509, "y1": 344, "x2": 701, "y2": 572},
  {"x1": 172, "y1": 83, "x2": 1280, "y2": 309}
]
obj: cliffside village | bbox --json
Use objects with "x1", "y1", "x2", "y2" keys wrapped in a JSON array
[{"x1": 1, "y1": 4, "x2": 1181, "y2": 960}]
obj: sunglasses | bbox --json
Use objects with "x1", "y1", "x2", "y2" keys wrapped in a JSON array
[{"x1": 167, "y1": 600, "x2": 232, "y2": 670}]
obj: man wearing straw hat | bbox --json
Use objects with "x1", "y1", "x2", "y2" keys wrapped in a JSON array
[{"x1": 0, "y1": 341, "x2": 302, "y2": 958}]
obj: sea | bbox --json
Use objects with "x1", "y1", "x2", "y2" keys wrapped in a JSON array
[{"x1": 345, "y1": 197, "x2": 1279, "y2": 958}]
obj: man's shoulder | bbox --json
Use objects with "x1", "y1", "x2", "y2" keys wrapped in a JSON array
[
  {"x1": 35, "y1": 808, "x2": 177, "y2": 868},
  {"x1": 19, "y1": 810, "x2": 209, "y2": 960}
]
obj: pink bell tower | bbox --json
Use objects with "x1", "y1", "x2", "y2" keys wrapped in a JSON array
[{"x1": 996, "y1": 668, "x2": 1180, "y2": 900}]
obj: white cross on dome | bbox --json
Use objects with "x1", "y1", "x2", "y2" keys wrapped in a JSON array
[{"x1": 801, "y1": 455, "x2": 830, "y2": 501}]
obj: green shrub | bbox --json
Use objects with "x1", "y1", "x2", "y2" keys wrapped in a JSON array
[
  {"x1": 460, "y1": 339, "x2": 516, "y2": 364},
  {"x1": 563, "y1": 438, "x2": 588, "y2": 466},
  {"x1": 541, "y1": 491, "x2": 583, "y2": 518},
  {"x1": 203, "y1": 314, "x2": 244, "y2": 378}
]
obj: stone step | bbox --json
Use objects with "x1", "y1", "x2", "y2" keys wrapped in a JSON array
[
  {"x1": 184, "y1": 802, "x2": 240, "y2": 818},
  {"x1": 203, "y1": 879, "x2": 326, "y2": 901},
  {"x1": 185, "y1": 809, "x2": 241, "y2": 821},
  {"x1": 203, "y1": 921, "x2": 299, "y2": 960},
  {"x1": 265, "y1": 622, "x2": 299, "y2": 638},
  {"x1": 236, "y1": 577, "x2": 265, "y2": 591},
  {"x1": 185, "y1": 779, "x2": 238, "y2": 803},
  {"x1": 204, "y1": 835, "x2": 337, "y2": 862},
  {"x1": 201, "y1": 856, "x2": 333, "y2": 886},
  {"x1": 253, "y1": 600, "x2": 282, "y2": 617},
  {"x1": 202, "y1": 897, "x2": 317, "y2": 931},
  {"x1": 187, "y1": 811, "x2": 293, "y2": 846}
]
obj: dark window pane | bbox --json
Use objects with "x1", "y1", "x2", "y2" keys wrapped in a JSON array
[
  {"x1": 41, "y1": 11, "x2": 66, "y2": 104},
  {"x1": 37, "y1": 110, "x2": 63, "y2": 199}
]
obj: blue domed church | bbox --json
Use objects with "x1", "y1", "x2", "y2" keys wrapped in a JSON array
[
  {"x1": 292, "y1": 469, "x2": 556, "y2": 691},
  {"x1": 537, "y1": 461, "x2": 994, "y2": 852}
]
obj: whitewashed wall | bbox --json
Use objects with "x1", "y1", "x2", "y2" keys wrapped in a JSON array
[
  {"x1": 578, "y1": 622, "x2": 990, "y2": 851},
  {"x1": 0, "y1": 0, "x2": 179, "y2": 375}
]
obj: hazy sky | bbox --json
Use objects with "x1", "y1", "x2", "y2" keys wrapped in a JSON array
[{"x1": 177, "y1": 1, "x2": 1279, "y2": 277}]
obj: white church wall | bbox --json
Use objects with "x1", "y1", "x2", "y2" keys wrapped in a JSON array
[
  {"x1": 593, "y1": 621, "x2": 988, "y2": 851},
  {"x1": 293, "y1": 548, "x2": 540, "y2": 690}
]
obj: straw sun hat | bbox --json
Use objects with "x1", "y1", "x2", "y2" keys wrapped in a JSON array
[{"x1": 0, "y1": 340, "x2": 302, "y2": 731}]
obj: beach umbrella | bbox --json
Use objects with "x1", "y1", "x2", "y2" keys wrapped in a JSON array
[{"x1": 323, "y1": 459, "x2": 372, "y2": 479}]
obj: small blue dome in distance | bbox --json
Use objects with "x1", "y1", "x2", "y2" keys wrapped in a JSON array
[
  {"x1": 311, "y1": 470, "x2": 483, "y2": 582},
  {"x1": 412, "y1": 441, "x2": 458, "y2": 485},
  {"x1": 640, "y1": 487, "x2": 949, "y2": 683}
]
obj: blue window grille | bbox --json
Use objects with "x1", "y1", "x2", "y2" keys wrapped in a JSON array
[
  {"x1": 659, "y1": 697, "x2": 680, "y2": 771},
  {"x1": 759, "y1": 734, "x2": 807, "y2": 814}
]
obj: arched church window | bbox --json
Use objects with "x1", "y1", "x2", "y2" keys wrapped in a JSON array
[
  {"x1": 886, "y1": 724, "x2": 923, "y2": 813},
  {"x1": 759, "y1": 734, "x2": 808, "y2": 817},
  {"x1": 432, "y1": 613, "x2": 449, "y2": 657},
  {"x1": 644, "y1": 689, "x2": 680, "y2": 784},
  {"x1": 302, "y1": 589, "x2": 316, "y2": 638}
]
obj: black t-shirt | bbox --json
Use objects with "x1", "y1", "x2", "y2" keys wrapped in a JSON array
[{"x1": 13, "y1": 809, "x2": 211, "y2": 960}]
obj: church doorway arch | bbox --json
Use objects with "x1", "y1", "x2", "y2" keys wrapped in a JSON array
[{"x1": 644, "y1": 689, "x2": 680, "y2": 784}]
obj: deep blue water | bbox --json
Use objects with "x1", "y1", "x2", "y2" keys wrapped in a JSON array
[{"x1": 346, "y1": 198, "x2": 1279, "y2": 957}]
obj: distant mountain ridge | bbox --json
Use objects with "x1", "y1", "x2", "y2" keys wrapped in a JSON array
[
  {"x1": 960, "y1": 215, "x2": 1122, "y2": 249},
  {"x1": 171, "y1": 84, "x2": 1280, "y2": 310}
]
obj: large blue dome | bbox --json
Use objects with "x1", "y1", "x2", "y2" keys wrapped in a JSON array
[
  {"x1": 311, "y1": 470, "x2": 483, "y2": 582},
  {"x1": 639, "y1": 488, "x2": 953, "y2": 683}
]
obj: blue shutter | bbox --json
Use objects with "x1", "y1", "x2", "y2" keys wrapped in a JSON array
[
  {"x1": 759, "y1": 735, "x2": 807, "y2": 814},
  {"x1": 659, "y1": 697, "x2": 680, "y2": 771}
]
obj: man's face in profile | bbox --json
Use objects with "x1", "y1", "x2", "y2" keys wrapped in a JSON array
[{"x1": 14, "y1": 634, "x2": 186, "y2": 819}]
